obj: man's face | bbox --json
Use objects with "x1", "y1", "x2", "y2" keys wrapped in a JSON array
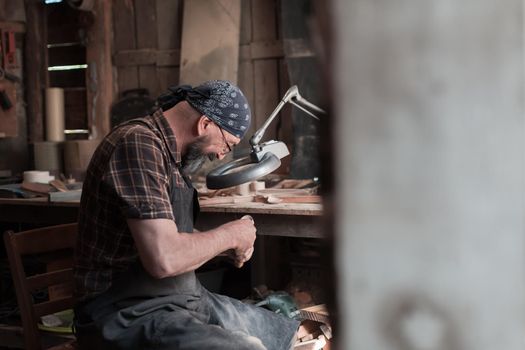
[
  {"x1": 180, "y1": 136, "x2": 215, "y2": 176},
  {"x1": 180, "y1": 120, "x2": 241, "y2": 176}
]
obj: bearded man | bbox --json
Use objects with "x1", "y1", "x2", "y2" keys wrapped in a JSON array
[{"x1": 73, "y1": 81, "x2": 300, "y2": 349}]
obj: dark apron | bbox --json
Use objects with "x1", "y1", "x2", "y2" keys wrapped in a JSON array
[{"x1": 74, "y1": 148, "x2": 299, "y2": 350}]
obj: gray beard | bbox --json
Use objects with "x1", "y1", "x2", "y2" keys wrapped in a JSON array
[{"x1": 180, "y1": 137, "x2": 215, "y2": 176}]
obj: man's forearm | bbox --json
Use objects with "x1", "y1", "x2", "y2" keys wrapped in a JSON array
[{"x1": 128, "y1": 218, "x2": 236, "y2": 278}]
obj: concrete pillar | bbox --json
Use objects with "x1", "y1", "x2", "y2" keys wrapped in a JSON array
[{"x1": 333, "y1": 1, "x2": 525, "y2": 349}]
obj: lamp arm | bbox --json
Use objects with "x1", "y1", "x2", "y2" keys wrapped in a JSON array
[
  {"x1": 248, "y1": 85, "x2": 325, "y2": 147},
  {"x1": 249, "y1": 99, "x2": 287, "y2": 147},
  {"x1": 291, "y1": 94, "x2": 326, "y2": 118}
]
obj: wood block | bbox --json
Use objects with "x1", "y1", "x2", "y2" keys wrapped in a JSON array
[
  {"x1": 250, "y1": 180, "x2": 266, "y2": 192},
  {"x1": 21, "y1": 182, "x2": 52, "y2": 195},
  {"x1": 236, "y1": 182, "x2": 251, "y2": 195},
  {"x1": 258, "y1": 188, "x2": 312, "y2": 196}
]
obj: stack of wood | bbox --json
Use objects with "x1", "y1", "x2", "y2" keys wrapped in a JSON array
[
  {"x1": 198, "y1": 179, "x2": 321, "y2": 206},
  {"x1": 20, "y1": 180, "x2": 82, "y2": 202}
]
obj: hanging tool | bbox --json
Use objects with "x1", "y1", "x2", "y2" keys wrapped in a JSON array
[
  {"x1": 0, "y1": 67, "x2": 21, "y2": 83},
  {"x1": 0, "y1": 68, "x2": 20, "y2": 111}
]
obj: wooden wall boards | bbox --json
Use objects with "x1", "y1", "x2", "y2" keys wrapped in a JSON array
[
  {"x1": 281, "y1": 0, "x2": 321, "y2": 179},
  {"x1": 112, "y1": 0, "x2": 183, "y2": 100},
  {"x1": 179, "y1": 0, "x2": 241, "y2": 85}
]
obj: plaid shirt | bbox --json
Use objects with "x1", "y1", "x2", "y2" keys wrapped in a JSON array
[{"x1": 74, "y1": 110, "x2": 185, "y2": 300}]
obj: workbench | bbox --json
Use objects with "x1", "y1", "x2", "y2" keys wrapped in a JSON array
[
  {"x1": 0, "y1": 197, "x2": 323, "y2": 238},
  {"x1": 0, "y1": 197, "x2": 324, "y2": 287}
]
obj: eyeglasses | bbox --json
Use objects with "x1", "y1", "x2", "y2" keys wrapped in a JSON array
[{"x1": 215, "y1": 123, "x2": 232, "y2": 153}]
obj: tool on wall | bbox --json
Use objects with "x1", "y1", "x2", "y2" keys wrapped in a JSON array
[
  {"x1": 1, "y1": 30, "x2": 17, "y2": 69},
  {"x1": 0, "y1": 28, "x2": 21, "y2": 110},
  {"x1": 206, "y1": 85, "x2": 325, "y2": 189},
  {"x1": 0, "y1": 28, "x2": 20, "y2": 138},
  {"x1": 0, "y1": 68, "x2": 20, "y2": 111}
]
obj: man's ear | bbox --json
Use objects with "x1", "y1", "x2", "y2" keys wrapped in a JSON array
[{"x1": 196, "y1": 115, "x2": 213, "y2": 136}]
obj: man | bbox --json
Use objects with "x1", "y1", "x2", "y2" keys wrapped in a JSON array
[{"x1": 73, "y1": 80, "x2": 300, "y2": 349}]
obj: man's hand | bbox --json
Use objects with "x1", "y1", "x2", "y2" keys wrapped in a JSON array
[
  {"x1": 220, "y1": 215, "x2": 256, "y2": 268},
  {"x1": 229, "y1": 245, "x2": 254, "y2": 268}
]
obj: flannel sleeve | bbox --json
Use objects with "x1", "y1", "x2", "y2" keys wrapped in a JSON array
[{"x1": 102, "y1": 126, "x2": 174, "y2": 220}]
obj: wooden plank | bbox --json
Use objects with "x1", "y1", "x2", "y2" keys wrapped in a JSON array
[
  {"x1": 251, "y1": 0, "x2": 277, "y2": 41},
  {"x1": 114, "y1": 49, "x2": 180, "y2": 67},
  {"x1": 86, "y1": 0, "x2": 113, "y2": 139},
  {"x1": 253, "y1": 59, "x2": 279, "y2": 142},
  {"x1": 157, "y1": 67, "x2": 179, "y2": 93},
  {"x1": 179, "y1": 0, "x2": 241, "y2": 85},
  {"x1": 239, "y1": 40, "x2": 284, "y2": 61},
  {"x1": 255, "y1": 195, "x2": 322, "y2": 204},
  {"x1": 237, "y1": 58, "x2": 255, "y2": 148},
  {"x1": 24, "y1": 0, "x2": 46, "y2": 143},
  {"x1": 113, "y1": 0, "x2": 137, "y2": 51},
  {"x1": 195, "y1": 212, "x2": 323, "y2": 236},
  {"x1": 250, "y1": 0, "x2": 281, "y2": 161},
  {"x1": 155, "y1": 0, "x2": 182, "y2": 93},
  {"x1": 156, "y1": 50, "x2": 181, "y2": 67},
  {"x1": 0, "y1": 21, "x2": 26, "y2": 33},
  {"x1": 156, "y1": 0, "x2": 182, "y2": 50},
  {"x1": 135, "y1": 0, "x2": 158, "y2": 49},
  {"x1": 113, "y1": 0, "x2": 138, "y2": 91},
  {"x1": 250, "y1": 40, "x2": 284, "y2": 60},
  {"x1": 26, "y1": 269, "x2": 73, "y2": 291},
  {"x1": 117, "y1": 67, "x2": 139, "y2": 94},
  {"x1": 236, "y1": 0, "x2": 254, "y2": 150},
  {"x1": 34, "y1": 297, "x2": 75, "y2": 318},
  {"x1": 0, "y1": 1, "x2": 25, "y2": 21},
  {"x1": 135, "y1": 0, "x2": 160, "y2": 97},
  {"x1": 240, "y1": 0, "x2": 252, "y2": 45},
  {"x1": 138, "y1": 66, "x2": 158, "y2": 97},
  {"x1": 199, "y1": 195, "x2": 254, "y2": 206},
  {"x1": 199, "y1": 202, "x2": 322, "y2": 216},
  {"x1": 114, "y1": 49, "x2": 157, "y2": 66}
]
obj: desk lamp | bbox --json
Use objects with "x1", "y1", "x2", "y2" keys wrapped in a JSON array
[{"x1": 206, "y1": 85, "x2": 325, "y2": 189}]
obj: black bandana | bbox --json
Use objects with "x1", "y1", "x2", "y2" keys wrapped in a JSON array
[{"x1": 158, "y1": 80, "x2": 252, "y2": 139}]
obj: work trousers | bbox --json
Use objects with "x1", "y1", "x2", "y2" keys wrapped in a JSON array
[{"x1": 74, "y1": 270, "x2": 299, "y2": 350}]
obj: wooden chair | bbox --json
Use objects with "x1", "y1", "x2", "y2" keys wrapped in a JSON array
[{"x1": 2, "y1": 223, "x2": 78, "y2": 350}]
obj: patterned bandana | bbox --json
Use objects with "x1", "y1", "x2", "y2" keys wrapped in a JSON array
[{"x1": 157, "y1": 80, "x2": 252, "y2": 139}]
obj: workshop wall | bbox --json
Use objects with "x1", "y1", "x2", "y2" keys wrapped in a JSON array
[
  {"x1": 110, "y1": 0, "x2": 293, "y2": 172},
  {"x1": 0, "y1": 2, "x2": 28, "y2": 177},
  {"x1": 0, "y1": 0, "x2": 313, "y2": 178},
  {"x1": 112, "y1": 0, "x2": 183, "y2": 106}
]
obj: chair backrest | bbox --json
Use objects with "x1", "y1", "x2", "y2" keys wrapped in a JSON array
[{"x1": 4, "y1": 223, "x2": 77, "y2": 350}]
